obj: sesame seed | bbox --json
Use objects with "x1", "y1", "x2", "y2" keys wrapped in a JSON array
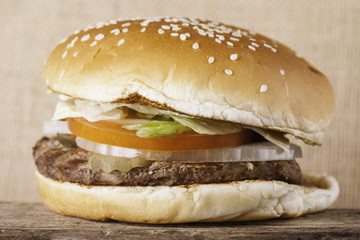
[
  {"x1": 216, "y1": 35, "x2": 225, "y2": 40},
  {"x1": 72, "y1": 36, "x2": 78, "y2": 43},
  {"x1": 110, "y1": 28, "x2": 120, "y2": 35},
  {"x1": 122, "y1": 28, "x2": 128, "y2": 33},
  {"x1": 251, "y1": 42, "x2": 259, "y2": 47},
  {"x1": 122, "y1": 22, "x2": 131, "y2": 27},
  {"x1": 229, "y1": 37, "x2": 239, "y2": 41},
  {"x1": 192, "y1": 42, "x2": 199, "y2": 49},
  {"x1": 180, "y1": 34, "x2": 186, "y2": 40},
  {"x1": 110, "y1": 19, "x2": 117, "y2": 25},
  {"x1": 73, "y1": 29, "x2": 80, "y2": 34},
  {"x1": 96, "y1": 22, "x2": 105, "y2": 29},
  {"x1": 83, "y1": 25, "x2": 95, "y2": 32},
  {"x1": 264, "y1": 43, "x2": 272, "y2": 48},
  {"x1": 199, "y1": 31, "x2": 206, "y2": 36},
  {"x1": 280, "y1": 69, "x2": 285, "y2": 75},
  {"x1": 158, "y1": 29, "x2": 165, "y2": 34},
  {"x1": 59, "y1": 70, "x2": 65, "y2": 79},
  {"x1": 208, "y1": 56, "x2": 215, "y2": 64},
  {"x1": 90, "y1": 41, "x2": 97, "y2": 47},
  {"x1": 117, "y1": 39, "x2": 125, "y2": 46},
  {"x1": 232, "y1": 32, "x2": 242, "y2": 37},
  {"x1": 230, "y1": 54, "x2": 238, "y2": 60},
  {"x1": 172, "y1": 27, "x2": 181, "y2": 31},
  {"x1": 227, "y1": 41, "x2": 234, "y2": 46},
  {"x1": 224, "y1": 69, "x2": 233, "y2": 75},
  {"x1": 67, "y1": 36, "x2": 78, "y2": 49},
  {"x1": 271, "y1": 48, "x2": 277, "y2": 53},
  {"x1": 182, "y1": 23, "x2": 190, "y2": 26},
  {"x1": 73, "y1": 52, "x2": 78, "y2": 57},
  {"x1": 170, "y1": 33, "x2": 179, "y2": 37},
  {"x1": 215, "y1": 39, "x2": 221, "y2": 44},
  {"x1": 248, "y1": 45, "x2": 256, "y2": 51},
  {"x1": 95, "y1": 33, "x2": 104, "y2": 41},
  {"x1": 140, "y1": 21, "x2": 149, "y2": 27},
  {"x1": 170, "y1": 23, "x2": 178, "y2": 28},
  {"x1": 249, "y1": 30, "x2": 256, "y2": 35},
  {"x1": 141, "y1": 28, "x2": 146, "y2": 32},
  {"x1": 81, "y1": 34, "x2": 90, "y2": 42},
  {"x1": 260, "y1": 84, "x2": 268, "y2": 93},
  {"x1": 185, "y1": 33, "x2": 191, "y2": 37},
  {"x1": 161, "y1": 25, "x2": 170, "y2": 30},
  {"x1": 214, "y1": 29, "x2": 224, "y2": 34},
  {"x1": 249, "y1": 38, "x2": 257, "y2": 41},
  {"x1": 62, "y1": 50, "x2": 67, "y2": 59}
]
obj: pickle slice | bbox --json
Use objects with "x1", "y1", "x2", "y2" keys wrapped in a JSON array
[
  {"x1": 87, "y1": 152, "x2": 152, "y2": 173},
  {"x1": 57, "y1": 133, "x2": 77, "y2": 148}
]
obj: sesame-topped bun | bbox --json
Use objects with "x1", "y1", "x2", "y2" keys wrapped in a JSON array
[{"x1": 44, "y1": 17, "x2": 335, "y2": 144}]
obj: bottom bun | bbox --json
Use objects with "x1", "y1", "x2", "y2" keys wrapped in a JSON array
[{"x1": 35, "y1": 171, "x2": 339, "y2": 223}]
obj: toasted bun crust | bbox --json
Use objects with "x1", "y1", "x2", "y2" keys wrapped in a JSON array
[
  {"x1": 36, "y1": 171, "x2": 339, "y2": 223},
  {"x1": 44, "y1": 17, "x2": 334, "y2": 144}
]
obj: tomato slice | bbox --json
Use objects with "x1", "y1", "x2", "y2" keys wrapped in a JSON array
[{"x1": 68, "y1": 117, "x2": 260, "y2": 151}]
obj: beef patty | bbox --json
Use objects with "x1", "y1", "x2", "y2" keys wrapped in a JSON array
[{"x1": 33, "y1": 137, "x2": 305, "y2": 186}]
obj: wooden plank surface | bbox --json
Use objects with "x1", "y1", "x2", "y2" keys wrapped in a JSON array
[
  {"x1": 1, "y1": 0, "x2": 360, "y2": 210},
  {"x1": 0, "y1": 203, "x2": 359, "y2": 239}
]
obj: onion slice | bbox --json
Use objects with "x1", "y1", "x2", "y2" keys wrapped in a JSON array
[
  {"x1": 76, "y1": 137, "x2": 302, "y2": 163},
  {"x1": 43, "y1": 121, "x2": 72, "y2": 135}
]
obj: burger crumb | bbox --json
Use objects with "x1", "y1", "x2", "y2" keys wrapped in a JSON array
[{"x1": 246, "y1": 163, "x2": 254, "y2": 171}]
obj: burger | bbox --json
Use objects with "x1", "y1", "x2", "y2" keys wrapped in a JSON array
[{"x1": 33, "y1": 17, "x2": 339, "y2": 223}]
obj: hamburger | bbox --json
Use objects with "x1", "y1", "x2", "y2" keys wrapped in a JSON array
[{"x1": 33, "y1": 17, "x2": 339, "y2": 223}]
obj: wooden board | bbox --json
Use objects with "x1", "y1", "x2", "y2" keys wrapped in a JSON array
[
  {"x1": 1, "y1": 203, "x2": 359, "y2": 239},
  {"x1": 1, "y1": 0, "x2": 360, "y2": 210}
]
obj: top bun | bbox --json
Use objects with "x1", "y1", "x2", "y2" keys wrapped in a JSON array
[{"x1": 44, "y1": 17, "x2": 335, "y2": 144}]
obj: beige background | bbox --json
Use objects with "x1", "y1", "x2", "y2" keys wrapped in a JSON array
[{"x1": 1, "y1": 0, "x2": 359, "y2": 208}]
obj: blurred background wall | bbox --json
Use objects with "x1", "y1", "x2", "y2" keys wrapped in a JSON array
[{"x1": 0, "y1": 0, "x2": 359, "y2": 208}]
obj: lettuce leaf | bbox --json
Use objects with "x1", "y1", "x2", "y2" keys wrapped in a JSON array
[
  {"x1": 171, "y1": 115, "x2": 242, "y2": 135},
  {"x1": 52, "y1": 97, "x2": 290, "y2": 149},
  {"x1": 122, "y1": 115, "x2": 243, "y2": 138},
  {"x1": 245, "y1": 126, "x2": 290, "y2": 151},
  {"x1": 123, "y1": 120, "x2": 192, "y2": 138},
  {"x1": 52, "y1": 99, "x2": 127, "y2": 122}
]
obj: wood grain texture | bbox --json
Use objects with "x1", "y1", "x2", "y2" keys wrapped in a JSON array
[
  {"x1": 0, "y1": 0, "x2": 359, "y2": 208},
  {"x1": 0, "y1": 203, "x2": 359, "y2": 240}
]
